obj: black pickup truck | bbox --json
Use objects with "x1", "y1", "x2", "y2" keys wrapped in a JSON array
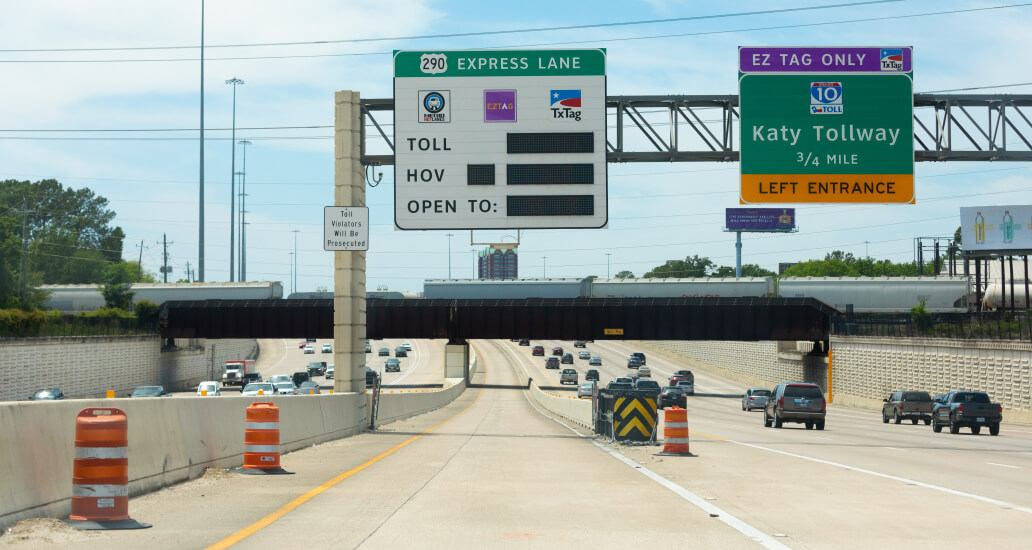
[
  {"x1": 307, "y1": 361, "x2": 327, "y2": 376},
  {"x1": 931, "y1": 391, "x2": 1002, "y2": 435}
]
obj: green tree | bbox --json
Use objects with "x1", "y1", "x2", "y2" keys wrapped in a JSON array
[
  {"x1": 713, "y1": 264, "x2": 776, "y2": 277},
  {"x1": 100, "y1": 262, "x2": 136, "y2": 310},
  {"x1": 643, "y1": 255, "x2": 714, "y2": 278},
  {"x1": 954, "y1": 226, "x2": 962, "y2": 246},
  {"x1": 134, "y1": 299, "x2": 159, "y2": 320},
  {"x1": 613, "y1": 270, "x2": 635, "y2": 279}
]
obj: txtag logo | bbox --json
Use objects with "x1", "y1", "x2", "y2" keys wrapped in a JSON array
[
  {"x1": 880, "y1": 49, "x2": 903, "y2": 71},
  {"x1": 550, "y1": 89, "x2": 582, "y2": 121},
  {"x1": 810, "y1": 82, "x2": 843, "y2": 115}
]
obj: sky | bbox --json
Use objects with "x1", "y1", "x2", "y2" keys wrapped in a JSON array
[{"x1": 2, "y1": 0, "x2": 1032, "y2": 294}]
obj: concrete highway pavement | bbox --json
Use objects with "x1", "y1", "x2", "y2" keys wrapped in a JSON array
[{"x1": 8, "y1": 338, "x2": 1031, "y2": 548}]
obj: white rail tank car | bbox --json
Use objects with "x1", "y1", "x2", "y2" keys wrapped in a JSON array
[{"x1": 778, "y1": 277, "x2": 970, "y2": 313}]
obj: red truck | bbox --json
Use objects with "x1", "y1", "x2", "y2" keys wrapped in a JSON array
[{"x1": 222, "y1": 359, "x2": 256, "y2": 387}]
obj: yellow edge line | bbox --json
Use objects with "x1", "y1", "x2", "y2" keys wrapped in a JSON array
[
  {"x1": 207, "y1": 384, "x2": 485, "y2": 550},
  {"x1": 421, "y1": 339, "x2": 445, "y2": 385},
  {"x1": 689, "y1": 430, "x2": 728, "y2": 441}
]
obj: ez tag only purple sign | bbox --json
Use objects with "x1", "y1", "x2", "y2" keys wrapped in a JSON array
[{"x1": 739, "y1": 47, "x2": 912, "y2": 73}]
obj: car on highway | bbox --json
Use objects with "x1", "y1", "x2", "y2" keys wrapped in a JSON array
[
  {"x1": 365, "y1": 341, "x2": 371, "y2": 353},
  {"x1": 366, "y1": 366, "x2": 379, "y2": 388},
  {"x1": 552, "y1": 346, "x2": 564, "y2": 356},
  {"x1": 321, "y1": 343, "x2": 332, "y2": 353},
  {"x1": 325, "y1": 365, "x2": 334, "y2": 379},
  {"x1": 589, "y1": 355, "x2": 602, "y2": 366},
  {"x1": 637, "y1": 366, "x2": 651, "y2": 378},
  {"x1": 574, "y1": 340, "x2": 587, "y2": 348},
  {"x1": 307, "y1": 362, "x2": 327, "y2": 377},
  {"x1": 614, "y1": 377, "x2": 632, "y2": 385},
  {"x1": 292, "y1": 371, "x2": 310, "y2": 387},
  {"x1": 585, "y1": 369, "x2": 599, "y2": 381},
  {"x1": 29, "y1": 388, "x2": 65, "y2": 400},
  {"x1": 297, "y1": 341, "x2": 309, "y2": 349},
  {"x1": 242, "y1": 372, "x2": 263, "y2": 385},
  {"x1": 196, "y1": 381, "x2": 221, "y2": 397},
  {"x1": 627, "y1": 356, "x2": 642, "y2": 369},
  {"x1": 378, "y1": 347, "x2": 390, "y2": 356},
  {"x1": 385, "y1": 358, "x2": 401, "y2": 372},
  {"x1": 742, "y1": 388, "x2": 770, "y2": 411},
  {"x1": 674, "y1": 370, "x2": 695, "y2": 383},
  {"x1": 394, "y1": 346, "x2": 408, "y2": 358},
  {"x1": 764, "y1": 382, "x2": 826, "y2": 430},
  {"x1": 545, "y1": 357, "x2": 560, "y2": 369},
  {"x1": 560, "y1": 368, "x2": 578, "y2": 385},
  {"x1": 578, "y1": 350, "x2": 591, "y2": 360},
  {"x1": 532, "y1": 345, "x2": 545, "y2": 356},
  {"x1": 268, "y1": 374, "x2": 291, "y2": 384},
  {"x1": 561, "y1": 352, "x2": 574, "y2": 364},
  {"x1": 274, "y1": 382, "x2": 298, "y2": 396},
  {"x1": 606, "y1": 381, "x2": 633, "y2": 390},
  {"x1": 303, "y1": 345, "x2": 315, "y2": 354},
  {"x1": 932, "y1": 391, "x2": 1002, "y2": 435},
  {"x1": 131, "y1": 385, "x2": 170, "y2": 398},
  {"x1": 298, "y1": 381, "x2": 321, "y2": 395},
  {"x1": 675, "y1": 380, "x2": 695, "y2": 395},
  {"x1": 882, "y1": 391, "x2": 933, "y2": 425},
  {"x1": 631, "y1": 352, "x2": 647, "y2": 365},
  {"x1": 659, "y1": 386, "x2": 687, "y2": 409},
  {"x1": 668, "y1": 374, "x2": 686, "y2": 386},
  {"x1": 401, "y1": 342, "x2": 412, "y2": 351},
  {"x1": 519, "y1": 339, "x2": 530, "y2": 346},
  {"x1": 240, "y1": 383, "x2": 275, "y2": 396},
  {"x1": 633, "y1": 379, "x2": 661, "y2": 393},
  {"x1": 577, "y1": 382, "x2": 594, "y2": 398}
]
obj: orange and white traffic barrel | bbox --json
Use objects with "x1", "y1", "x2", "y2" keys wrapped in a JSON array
[
  {"x1": 66, "y1": 408, "x2": 150, "y2": 530},
  {"x1": 238, "y1": 402, "x2": 291, "y2": 475},
  {"x1": 660, "y1": 406, "x2": 691, "y2": 456}
]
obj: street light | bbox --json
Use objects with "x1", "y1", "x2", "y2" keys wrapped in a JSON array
[
  {"x1": 238, "y1": 140, "x2": 251, "y2": 281},
  {"x1": 542, "y1": 256, "x2": 547, "y2": 278},
  {"x1": 292, "y1": 229, "x2": 300, "y2": 293},
  {"x1": 226, "y1": 76, "x2": 244, "y2": 282},
  {"x1": 288, "y1": 252, "x2": 294, "y2": 294},
  {"x1": 606, "y1": 253, "x2": 612, "y2": 279},
  {"x1": 446, "y1": 233, "x2": 454, "y2": 278}
]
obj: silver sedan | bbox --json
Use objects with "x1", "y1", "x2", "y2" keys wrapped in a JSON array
[
  {"x1": 577, "y1": 382, "x2": 595, "y2": 399},
  {"x1": 742, "y1": 388, "x2": 771, "y2": 411}
]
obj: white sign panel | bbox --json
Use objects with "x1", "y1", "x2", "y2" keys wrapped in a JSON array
[
  {"x1": 323, "y1": 206, "x2": 369, "y2": 251},
  {"x1": 393, "y1": 49, "x2": 607, "y2": 230},
  {"x1": 960, "y1": 205, "x2": 1032, "y2": 254}
]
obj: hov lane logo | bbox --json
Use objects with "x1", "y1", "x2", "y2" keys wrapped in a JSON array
[
  {"x1": 418, "y1": 90, "x2": 450, "y2": 123},
  {"x1": 810, "y1": 82, "x2": 843, "y2": 115}
]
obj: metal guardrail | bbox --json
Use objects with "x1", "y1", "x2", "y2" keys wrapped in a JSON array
[{"x1": 833, "y1": 314, "x2": 1032, "y2": 342}]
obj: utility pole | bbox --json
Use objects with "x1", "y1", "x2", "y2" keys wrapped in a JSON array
[
  {"x1": 198, "y1": 0, "x2": 205, "y2": 282},
  {"x1": 542, "y1": 256, "x2": 547, "y2": 278},
  {"x1": 446, "y1": 233, "x2": 454, "y2": 278},
  {"x1": 186, "y1": 261, "x2": 192, "y2": 283},
  {"x1": 226, "y1": 77, "x2": 244, "y2": 282},
  {"x1": 239, "y1": 140, "x2": 251, "y2": 281},
  {"x1": 606, "y1": 253, "x2": 612, "y2": 279},
  {"x1": 19, "y1": 198, "x2": 29, "y2": 304},
  {"x1": 865, "y1": 240, "x2": 870, "y2": 258},
  {"x1": 288, "y1": 252, "x2": 295, "y2": 294},
  {"x1": 161, "y1": 233, "x2": 174, "y2": 283},
  {"x1": 136, "y1": 239, "x2": 148, "y2": 280}
]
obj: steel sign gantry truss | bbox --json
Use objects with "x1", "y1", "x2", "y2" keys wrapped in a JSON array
[{"x1": 360, "y1": 94, "x2": 1032, "y2": 165}]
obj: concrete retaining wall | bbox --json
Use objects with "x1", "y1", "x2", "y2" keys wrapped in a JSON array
[
  {"x1": 0, "y1": 392, "x2": 365, "y2": 530},
  {"x1": 0, "y1": 336, "x2": 258, "y2": 401},
  {"x1": 373, "y1": 350, "x2": 478, "y2": 427},
  {"x1": 502, "y1": 345, "x2": 592, "y2": 428},
  {"x1": 641, "y1": 337, "x2": 1032, "y2": 425}
]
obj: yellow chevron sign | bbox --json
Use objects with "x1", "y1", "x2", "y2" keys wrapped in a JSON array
[{"x1": 613, "y1": 396, "x2": 658, "y2": 441}]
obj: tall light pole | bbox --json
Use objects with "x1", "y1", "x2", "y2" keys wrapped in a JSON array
[
  {"x1": 288, "y1": 252, "x2": 295, "y2": 294},
  {"x1": 238, "y1": 140, "x2": 251, "y2": 281},
  {"x1": 542, "y1": 256, "x2": 547, "y2": 278},
  {"x1": 235, "y1": 171, "x2": 245, "y2": 280},
  {"x1": 446, "y1": 233, "x2": 454, "y2": 278},
  {"x1": 198, "y1": 0, "x2": 205, "y2": 282},
  {"x1": 292, "y1": 229, "x2": 300, "y2": 293},
  {"x1": 606, "y1": 253, "x2": 612, "y2": 278},
  {"x1": 225, "y1": 77, "x2": 244, "y2": 281}
]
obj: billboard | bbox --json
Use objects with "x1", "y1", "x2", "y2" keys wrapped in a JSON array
[
  {"x1": 960, "y1": 205, "x2": 1032, "y2": 254},
  {"x1": 726, "y1": 208, "x2": 796, "y2": 232}
]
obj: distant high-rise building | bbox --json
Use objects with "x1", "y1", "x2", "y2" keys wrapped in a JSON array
[{"x1": 478, "y1": 248, "x2": 518, "y2": 279}]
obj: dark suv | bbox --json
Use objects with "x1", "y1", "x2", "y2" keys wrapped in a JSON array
[
  {"x1": 631, "y1": 352, "x2": 646, "y2": 365},
  {"x1": 764, "y1": 382, "x2": 826, "y2": 430},
  {"x1": 545, "y1": 357, "x2": 560, "y2": 369},
  {"x1": 627, "y1": 356, "x2": 642, "y2": 369}
]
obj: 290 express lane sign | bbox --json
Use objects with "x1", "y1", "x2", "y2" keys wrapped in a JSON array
[
  {"x1": 394, "y1": 49, "x2": 607, "y2": 230},
  {"x1": 739, "y1": 47, "x2": 914, "y2": 204}
]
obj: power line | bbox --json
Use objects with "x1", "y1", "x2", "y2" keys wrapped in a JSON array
[
  {"x1": 0, "y1": 1, "x2": 903, "y2": 53},
  {"x1": 2, "y1": 3, "x2": 1026, "y2": 63}
]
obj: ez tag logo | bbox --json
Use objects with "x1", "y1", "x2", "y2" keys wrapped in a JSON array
[{"x1": 810, "y1": 82, "x2": 843, "y2": 115}]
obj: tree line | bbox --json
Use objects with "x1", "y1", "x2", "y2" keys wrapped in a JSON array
[{"x1": 606, "y1": 251, "x2": 941, "y2": 280}]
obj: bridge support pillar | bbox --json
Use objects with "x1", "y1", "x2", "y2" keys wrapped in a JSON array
[
  {"x1": 333, "y1": 90, "x2": 367, "y2": 395},
  {"x1": 445, "y1": 341, "x2": 469, "y2": 381}
]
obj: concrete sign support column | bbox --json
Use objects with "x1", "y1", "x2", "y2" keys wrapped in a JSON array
[
  {"x1": 444, "y1": 342, "x2": 469, "y2": 381},
  {"x1": 334, "y1": 90, "x2": 367, "y2": 394}
]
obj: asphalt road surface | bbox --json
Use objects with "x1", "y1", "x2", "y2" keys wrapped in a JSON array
[{"x1": 7, "y1": 339, "x2": 1031, "y2": 548}]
